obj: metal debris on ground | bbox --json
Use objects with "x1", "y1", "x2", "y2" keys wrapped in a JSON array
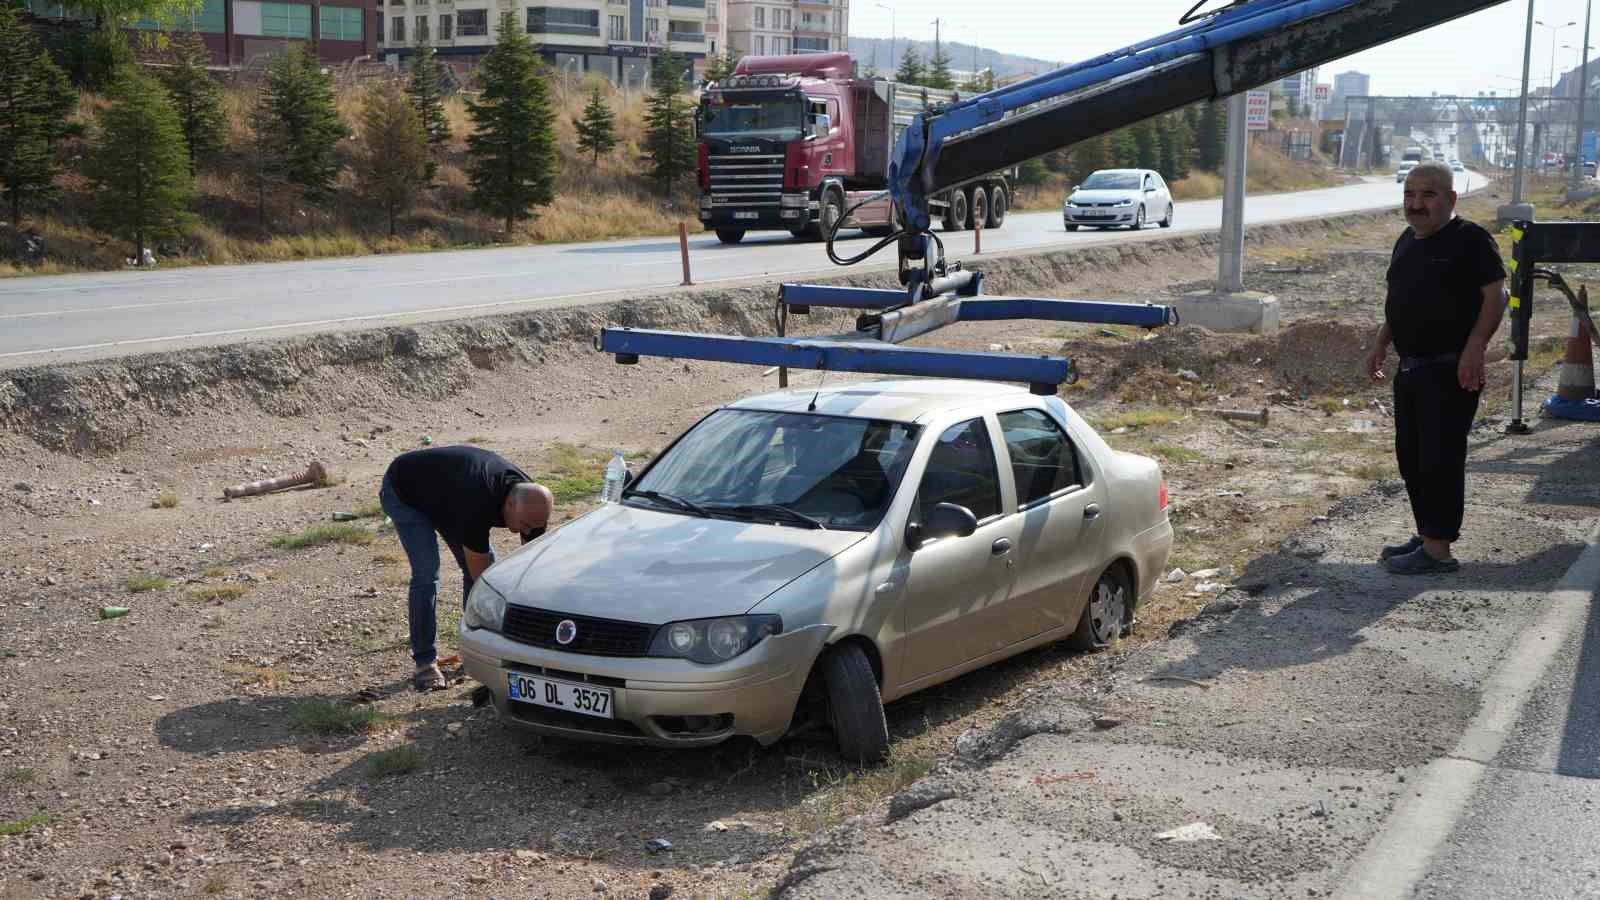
[
  {"x1": 644, "y1": 838, "x2": 674, "y2": 854},
  {"x1": 222, "y1": 461, "x2": 330, "y2": 499}
]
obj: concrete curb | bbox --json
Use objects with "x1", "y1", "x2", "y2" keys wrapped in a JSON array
[{"x1": 1333, "y1": 520, "x2": 1600, "y2": 900}]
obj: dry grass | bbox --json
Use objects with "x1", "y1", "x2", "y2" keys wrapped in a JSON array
[
  {"x1": 272, "y1": 522, "x2": 374, "y2": 549},
  {"x1": 1170, "y1": 144, "x2": 1348, "y2": 200},
  {"x1": 150, "y1": 493, "x2": 179, "y2": 509},
  {"x1": 367, "y1": 745, "x2": 426, "y2": 779},
  {"x1": 780, "y1": 748, "x2": 935, "y2": 835},
  {"x1": 1092, "y1": 407, "x2": 1187, "y2": 432},
  {"x1": 125, "y1": 574, "x2": 170, "y2": 593}
]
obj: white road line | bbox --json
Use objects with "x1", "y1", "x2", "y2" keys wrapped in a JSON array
[{"x1": 0, "y1": 295, "x2": 242, "y2": 320}]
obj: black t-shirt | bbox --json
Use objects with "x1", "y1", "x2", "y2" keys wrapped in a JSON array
[
  {"x1": 386, "y1": 446, "x2": 530, "y2": 553},
  {"x1": 1384, "y1": 217, "x2": 1505, "y2": 357}
]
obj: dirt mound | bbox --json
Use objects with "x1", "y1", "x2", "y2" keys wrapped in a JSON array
[{"x1": 1260, "y1": 320, "x2": 1374, "y2": 394}]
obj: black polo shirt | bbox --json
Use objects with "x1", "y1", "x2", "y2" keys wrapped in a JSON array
[
  {"x1": 1384, "y1": 217, "x2": 1505, "y2": 357},
  {"x1": 386, "y1": 446, "x2": 530, "y2": 553}
]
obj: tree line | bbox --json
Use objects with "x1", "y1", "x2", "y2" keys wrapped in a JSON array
[{"x1": 1, "y1": 6, "x2": 698, "y2": 263}]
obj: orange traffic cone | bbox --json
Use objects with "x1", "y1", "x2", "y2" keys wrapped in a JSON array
[{"x1": 1557, "y1": 285, "x2": 1597, "y2": 401}]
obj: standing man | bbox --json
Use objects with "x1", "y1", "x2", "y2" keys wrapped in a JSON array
[
  {"x1": 380, "y1": 445, "x2": 554, "y2": 690},
  {"x1": 1365, "y1": 160, "x2": 1505, "y2": 575}
]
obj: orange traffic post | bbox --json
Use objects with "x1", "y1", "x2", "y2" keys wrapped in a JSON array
[
  {"x1": 974, "y1": 215, "x2": 982, "y2": 255},
  {"x1": 679, "y1": 222, "x2": 694, "y2": 286}
]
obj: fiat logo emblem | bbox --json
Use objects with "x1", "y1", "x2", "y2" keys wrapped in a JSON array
[{"x1": 555, "y1": 619, "x2": 577, "y2": 645}]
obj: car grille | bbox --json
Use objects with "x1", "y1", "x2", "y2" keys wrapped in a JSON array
[
  {"x1": 708, "y1": 153, "x2": 783, "y2": 207},
  {"x1": 508, "y1": 700, "x2": 647, "y2": 737},
  {"x1": 502, "y1": 605, "x2": 656, "y2": 657}
]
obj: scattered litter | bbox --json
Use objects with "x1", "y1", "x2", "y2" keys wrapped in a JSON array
[
  {"x1": 1111, "y1": 427, "x2": 1130, "y2": 435},
  {"x1": 198, "y1": 543, "x2": 214, "y2": 553},
  {"x1": 1176, "y1": 368, "x2": 1201, "y2": 383},
  {"x1": 1195, "y1": 581, "x2": 1227, "y2": 594},
  {"x1": 99, "y1": 606, "x2": 131, "y2": 620},
  {"x1": 1312, "y1": 516, "x2": 1329, "y2": 524},
  {"x1": 649, "y1": 885, "x2": 673, "y2": 900},
  {"x1": 1032, "y1": 771, "x2": 1096, "y2": 786},
  {"x1": 1165, "y1": 568, "x2": 1187, "y2": 583},
  {"x1": 644, "y1": 838, "x2": 674, "y2": 855},
  {"x1": 437, "y1": 653, "x2": 461, "y2": 667},
  {"x1": 331, "y1": 512, "x2": 359, "y2": 522},
  {"x1": 1348, "y1": 419, "x2": 1377, "y2": 433},
  {"x1": 1260, "y1": 438, "x2": 1281, "y2": 448},
  {"x1": 1155, "y1": 822, "x2": 1222, "y2": 842},
  {"x1": 146, "y1": 695, "x2": 166, "y2": 701},
  {"x1": 420, "y1": 435, "x2": 434, "y2": 446},
  {"x1": 1214, "y1": 489, "x2": 1244, "y2": 498},
  {"x1": 1280, "y1": 537, "x2": 1328, "y2": 559},
  {"x1": 1142, "y1": 675, "x2": 1211, "y2": 690},
  {"x1": 445, "y1": 723, "x2": 464, "y2": 736},
  {"x1": 706, "y1": 821, "x2": 729, "y2": 833},
  {"x1": 1099, "y1": 329, "x2": 1123, "y2": 339}
]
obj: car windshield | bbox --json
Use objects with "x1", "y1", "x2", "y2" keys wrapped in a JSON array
[
  {"x1": 701, "y1": 95, "x2": 805, "y2": 140},
  {"x1": 1080, "y1": 172, "x2": 1141, "y2": 190},
  {"x1": 626, "y1": 409, "x2": 921, "y2": 530}
]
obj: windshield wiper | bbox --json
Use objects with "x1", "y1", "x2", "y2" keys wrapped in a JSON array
[
  {"x1": 708, "y1": 503, "x2": 826, "y2": 530},
  {"x1": 627, "y1": 490, "x2": 711, "y2": 518}
]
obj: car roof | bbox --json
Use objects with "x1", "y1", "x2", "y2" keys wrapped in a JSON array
[{"x1": 728, "y1": 378, "x2": 1033, "y2": 423}]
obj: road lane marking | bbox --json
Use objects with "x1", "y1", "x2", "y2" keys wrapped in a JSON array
[{"x1": 0, "y1": 295, "x2": 242, "y2": 320}]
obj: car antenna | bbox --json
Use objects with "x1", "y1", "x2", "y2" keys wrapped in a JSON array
[{"x1": 808, "y1": 370, "x2": 831, "y2": 412}]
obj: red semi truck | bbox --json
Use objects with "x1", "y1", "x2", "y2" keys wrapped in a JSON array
[{"x1": 696, "y1": 53, "x2": 1012, "y2": 244}]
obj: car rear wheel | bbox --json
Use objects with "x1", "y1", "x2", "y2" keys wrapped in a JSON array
[
  {"x1": 1066, "y1": 566, "x2": 1130, "y2": 651},
  {"x1": 1160, "y1": 204, "x2": 1173, "y2": 228},
  {"x1": 715, "y1": 228, "x2": 746, "y2": 244},
  {"x1": 823, "y1": 641, "x2": 888, "y2": 764}
]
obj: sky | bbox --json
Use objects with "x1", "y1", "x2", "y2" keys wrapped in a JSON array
[{"x1": 846, "y1": 0, "x2": 1600, "y2": 100}]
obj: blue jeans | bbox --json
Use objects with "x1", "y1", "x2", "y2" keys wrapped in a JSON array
[{"x1": 379, "y1": 476, "x2": 494, "y2": 667}]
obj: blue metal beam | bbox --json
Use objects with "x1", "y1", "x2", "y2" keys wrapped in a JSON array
[
  {"x1": 956, "y1": 297, "x2": 1178, "y2": 329},
  {"x1": 780, "y1": 284, "x2": 909, "y2": 311},
  {"x1": 597, "y1": 328, "x2": 1075, "y2": 394}
]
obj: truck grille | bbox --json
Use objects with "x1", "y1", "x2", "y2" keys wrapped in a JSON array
[
  {"x1": 502, "y1": 605, "x2": 656, "y2": 657},
  {"x1": 708, "y1": 153, "x2": 784, "y2": 206}
]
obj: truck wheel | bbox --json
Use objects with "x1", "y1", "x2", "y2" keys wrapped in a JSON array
[
  {"x1": 986, "y1": 184, "x2": 1008, "y2": 228},
  {"x1": 1066, "y1": 566, "x2": 1130, "y2": 652},
  {"x1": 823, "y1": 641, "x2": 888, "y2": 765},
  {"x1": 942, "y1": 189, "x2": 969, "y2": 231},
  {"x1": 715, "y1": 228, "x2": 745, "y2": 244},
  {"x1": 969, "y1": 186, "x2": 989, "y2": 232},
  {"x1": 805, "y1": 190, "x2": 843, "y2": 240}
]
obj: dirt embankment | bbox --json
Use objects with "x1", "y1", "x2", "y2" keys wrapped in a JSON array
[{"x1": 1, "y1": 209, "x2": 1396, "y2": 456}]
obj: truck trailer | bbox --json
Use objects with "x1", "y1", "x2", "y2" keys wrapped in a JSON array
[{"x1": 696, "y1": 53, "x2": 1012, "y2": 244}]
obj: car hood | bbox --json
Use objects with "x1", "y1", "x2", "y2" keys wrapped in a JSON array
[
  {"x1": 1067, "y1": 189, "x2": 1140, "y2": 205},
  {"x1": 484, "y1": 503, "x2": 868, "y2": 623}
]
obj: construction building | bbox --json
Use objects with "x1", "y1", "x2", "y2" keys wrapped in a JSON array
[
  {"x1": 23, "y1": 0, "x2": 378, "y2": 65},
  {"x1": 723, "y1": 0, "x2": 847, "y2": 58},
  {"x1": 377, "y1": 0, "x2": 711, "y2": 85},
  {"x1": 1331, "y1": 70, "x2": 1371, "y2": 116}
]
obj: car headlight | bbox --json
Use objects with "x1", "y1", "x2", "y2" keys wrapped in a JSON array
[
  {"x1": 648, "y1": 615, "x2": 782, "y2": 664},
  {"x1": 1114, "y1": 199, "x2": 1134, "y2": 207},
  {"x1": 464, "y1": 581, "x2": 507, "y2": 631}
]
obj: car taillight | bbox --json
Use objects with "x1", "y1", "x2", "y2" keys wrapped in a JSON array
[
  {"x1": 1159, "y1": 478, "x2": 1168, "y2": 510},
  {"x1": 697, "y1": 144, "x2": 709, "y2": 191},
  {"x1": 784, "y1": 140, "x2": 807, "y2": 190}
]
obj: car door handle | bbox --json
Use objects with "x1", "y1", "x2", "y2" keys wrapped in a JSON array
[
  {"x1": 991, "y1": 538, "x2": 1013, "y2": 556},
  {"x1": 1083, "y1": 504, "x2": 1102, "y2": 520}
]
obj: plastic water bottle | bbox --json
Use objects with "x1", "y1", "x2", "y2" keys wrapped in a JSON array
[{"x1": 600, "y1": 451, "x2": 627, "y2": 503}]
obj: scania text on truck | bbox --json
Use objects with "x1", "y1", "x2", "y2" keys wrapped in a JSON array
[{"x1": 697, "y1": 53, "x2": 1011, "y2": 244}]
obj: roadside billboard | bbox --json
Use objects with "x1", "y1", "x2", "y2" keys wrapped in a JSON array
[{"x1": 1245, "y1": 90, "x2": 1271, "y2": 131}]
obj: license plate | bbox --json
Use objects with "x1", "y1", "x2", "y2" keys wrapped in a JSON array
[
  {"x1": 507, "y1": 672, "x2": 613, "y2": 719},
  {"x1": 734, "y1": 211, "x2": 759, "y2": 220}
]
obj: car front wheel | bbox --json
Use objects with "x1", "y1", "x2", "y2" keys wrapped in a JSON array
[
  {"x1": 715, "y1": 228, "x2": 746, "y2": 244},
  {"x1": 1129, "y1": 206, "x2": 1145, "y2": 230},
  {"x1": 1066, "y1": 566, "x2": 1130, "y2": 651},
  {"x1": 823, "y1": 641, "x2": 888, "y2": 764}
]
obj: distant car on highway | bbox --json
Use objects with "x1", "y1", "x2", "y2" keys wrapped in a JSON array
[
  {"x1": 459, "y1": 379, "x2": 1174, "y2": 763},
  {"x1": 1395, "y1": 161, "x2": 1417, "y2": 183},
  {"x1": 1063, "y1": 169, "x2": 1174, "y2": 231},
  {"x1": 1451, "y1": 161, "x2": 1466, "y2": 174}
]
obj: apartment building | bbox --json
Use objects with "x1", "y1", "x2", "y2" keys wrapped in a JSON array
[
  {"x1": 724, "y1": 0, "x2": 847, "y2": 58},
  {"x1": 377, "y1": 0, "x2": 709, "y2": 84},
  {"x1": 1272, "y1": 66, "x2": 1320, "y2": 112},
  {"x1": 23, "y1": 0, "x2": 377, "y2": 64}
]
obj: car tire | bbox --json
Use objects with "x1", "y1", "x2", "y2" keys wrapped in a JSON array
[
  {"x1": 1064, "y1": 223, "x2": 1079, "y2": 232},
  {"x1": 789, "y1": 228, "x2": 809, "y2": 239},
  {"x1": 715, "y1": 228, "x2": 746, "y2": 244},
  {"x1": 1066, "y1": 566, "x2": 1130, "y2": 652},
  {"x1": 1160, "y1": 204, "x2": 1173, "y2": 228},
  {"x1": 942, "y1": 189, "x2": 969, "y2": 231},
  {"x1": 969, "y1": 186, "x2": 989, "y2": 233},
  {"x1": 987, "y1": 184, "x2": 1007, "y2": 228},
  {"x1": 823, "y1": 641, "x2": 889, "y2": 764},
  {"x1": 1129, "y1": 206, "x2": 1145, "y2": 230}
]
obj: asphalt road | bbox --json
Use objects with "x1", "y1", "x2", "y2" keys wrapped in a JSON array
[{"x1": 0, "y1": 173, "x2": 1473, "y2": 368}]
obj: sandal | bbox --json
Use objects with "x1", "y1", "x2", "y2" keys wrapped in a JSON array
[{"x1": 413, "y1": 663, "x2": 448, "y2": 693}]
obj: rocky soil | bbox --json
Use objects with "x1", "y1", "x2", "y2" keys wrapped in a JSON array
[{"x1": 0, "y1": 195, "x2": 1590, "y2": 899}]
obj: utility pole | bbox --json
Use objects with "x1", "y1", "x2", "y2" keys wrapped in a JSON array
[
  {"x1": 932, "y1": 17, "x2": 942, "y2": 65},
  {"x1": 1219, "y1": 91, "x2": 1249, "y2": 295},
  {"x1": 1511, "y1": 0, "x2": 1536, "y2": 209},
  {"x1": 1575, "y1": 0, "x2": 1593, "y2": 189}
]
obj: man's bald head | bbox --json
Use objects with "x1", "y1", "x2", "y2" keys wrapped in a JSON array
[{"x1": 504, "y1": 482, "x2": 554, "y2": 535}]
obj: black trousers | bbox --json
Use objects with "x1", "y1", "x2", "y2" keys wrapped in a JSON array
[{"x1": 1393, "y1": 361, "x2": 1480, "y2": 543}]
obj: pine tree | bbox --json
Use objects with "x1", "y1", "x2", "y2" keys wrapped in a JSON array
[
  {"x1": 574, "y1": 86, "x2": 618, "y2": 165},
  {"x1": 1157, "y1": 112, "x2": 1192, "y2": 180},
  {"x1": 465, "y1": 12, "x2": 558, "y2": 233},
  {"x1": 1131, "y1": 119, "x2": 1159, "y2": 169},
  {"x1": 704, "y1": 49, "x2": 739, "y2": 83},
  {"x1": 407, "y1": 40, "x2": 451, "y2": 177},
  {"x1": 1069, "y1": 134, "x2": 1111, "y2": 181},
  {"x1": 961, "y1": 68, "x2": 994, "y2": 93},
  {"x1": 641, "y1": 50, "x2": 695, "y2": 195},
  {"x1": 895, "y1": 47, "x2": 925, "y2": 86},
  {"x1": 926, "y1": 45, "x2": 955, "y2": 90},
  {"x1": 1183, "y1": 103, "x2": 1202, "y2": 134},
  {"x1": 1196, "y1": 100, "x2": 1225, "y2": 171},
  {"x1": 159, "y1": 32, "x2": 224, "y2": 174},
  {"x1": 87, "y1": 67, "x2": 193, "y2": 265},
  {"x1": 242, "y1": 89, "x2": 285, "y2": 229},
  {"x1": 262, "y1": 44, "x2": 351, "y2": 198},
  {"x1": 356, "y1": 83, "x2": 429, "y2": 237},
  {"x1": 1109, "y1": 127, "x2": 1137, "y2": 168},
  {"x1": 0, "y1": 5, "x2": 75, "y2": 225}
]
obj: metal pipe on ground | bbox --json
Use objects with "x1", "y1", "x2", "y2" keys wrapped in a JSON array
[{"x1": 223, "y1": 461, "x2": 330, "y2": 500}]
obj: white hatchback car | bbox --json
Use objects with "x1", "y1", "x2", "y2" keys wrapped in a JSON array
[
  {"x1": 460, "y1": 379, "x2": 1173, "y2": 763},
  {"x1": 1064, "y1": 168, "x2": 1174, "y2": 231}
]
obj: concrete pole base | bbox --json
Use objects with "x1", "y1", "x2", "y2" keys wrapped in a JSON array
[
  {"x1": 1172, "y1": 291, "x2": 1281, "y2": 334},
  {"x1": 1496, "y1": 202, "x2": 1536, "y2": 225}
]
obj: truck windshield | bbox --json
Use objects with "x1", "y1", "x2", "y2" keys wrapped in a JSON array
[
  {"x1": 626, "y1": 409, "x2": 921, "y2": 531},
  {"x1": 702, "y1": 95, "x2": 805, "y2": 140}
]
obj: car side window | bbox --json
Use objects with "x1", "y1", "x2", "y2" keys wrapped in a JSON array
[
  {"x1": 916, "y1": 418, "x2": 1001, "y2": 522},
  {"x1": 996, "y1": 409, "x2": 1084, "y2": 506}
]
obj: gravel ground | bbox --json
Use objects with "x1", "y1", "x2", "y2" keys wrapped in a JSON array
[{"x1": 1, "y1": 193, "x2": 1594, "y2": 899}]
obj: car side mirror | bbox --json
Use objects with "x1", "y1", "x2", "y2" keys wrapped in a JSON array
[
  {"x1": 623, "y1": 469, "x2": 635, "y2": 486},
  {"x1": 906, "y1": 502, "x2": 978, "y2": 551},
  {"x1": 811, "y1": 113, "x2": 831, "y2": 138}
]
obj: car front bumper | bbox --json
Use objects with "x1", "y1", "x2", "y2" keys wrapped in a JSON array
[
  {"x1": 460, "y1": 623, "x2": 833, "y2": 748},
  {"x1": 1064, "y1": 208, "x2": 1136, "y2": 225}
]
